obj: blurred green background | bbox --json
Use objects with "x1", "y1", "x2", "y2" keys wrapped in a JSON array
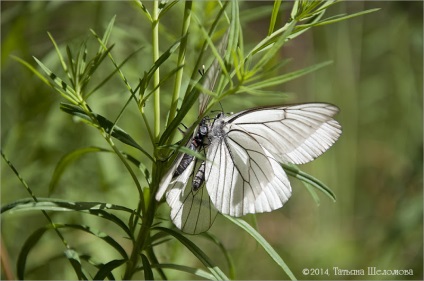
[{"x1": 1, "y1": 1, "x2": 422, "y2": 280}]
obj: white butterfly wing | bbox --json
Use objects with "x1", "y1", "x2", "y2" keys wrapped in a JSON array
[
  {"x1": 205, "y1": 103, "x2": 341, "y2": 216},
  {"x1": 166, "y1": 159, "x2": 218, "y2": 234},
  {"x1": 225, "y1": 103, "x2": 341, "y2": 164},
  {"x1": 205, "y1": 128, "x2": 292, "y2": 217}
]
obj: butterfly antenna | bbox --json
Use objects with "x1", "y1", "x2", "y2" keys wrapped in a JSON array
[{"x1": 219, "y1": 101, "x2": 224, "y2": 113}]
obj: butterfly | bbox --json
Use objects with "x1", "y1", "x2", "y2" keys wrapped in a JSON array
[
  {"x1": 156, "y1": 102, "x2": 342, "y2": 234},
  {"x1": 156, "y1": 30, "x2": 341, "y2": 234}
]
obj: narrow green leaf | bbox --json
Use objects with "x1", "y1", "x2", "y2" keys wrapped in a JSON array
[
  {"x1": 302, "y1": 181, "x2": 321, "y2": 206},
  {"x1": 65, "y1": 45, "x2": 77, "y2": 87},
  {"x1": 248, "y1": 61, "x2": 332, "y2": 90},
  {"x1": 142, "y1": 38, "x2": 182, "y2": 88},
  {"x1": 17, "y1": 227, "x2": 48, "y2": 280},
  {"x1": 141, "y1": 254, "x2": 154, "y2": 280},
  {"x1": 244, "y1": 58, "x2": 292, "y2": 84},
  {"x1": 158, "y1": 144, "x2": 206, "y2": 161},
  {"x1": 59, "y1": 103, "x2": 93, "y2": 123},
  {"x1": 247, "y1": 19, "x2": 295, "y2": 60},
  {"x1": 96, "y1": 114, "x2": 144, "y2": 150},
  {"x1": 99, "y1": 15, "x2": 116, "y2": 53},
  {"x1": 59, "y1": 103, "x2": 151, "y2": 159},
  {"x1": 65, "y1": 249, "x2": 89, "y2": 280},
  {"x1": 299, "y1": 8, "x2": 381, "y2": 28},
  {"x1": 87, "y1": 46, "x2": 144, "y2": 99},
  {"x1": 94, "y1": 259, "x2": 126, "y2": 280},
  {"x1": 47, "y1": 32, "x2": 71, "y2": 81},
  {"x1": 149, "y1": 231, "x2": 172, "y2": 245},
  {"x1": 49, "y1": 147, "x2": 112, "y2": 195},
  {"x1": 1, "y1": 198, "x2": 135, "y2": 238},
  {"x1": 282, "y1": 163, "x2": 336, "y2": 202},
  {"x1": 11, "y1": 55, "x2": 51, "y2": 87},
  {"x1": 135, "y1": 1, "x2": 153, "y2": 22},
  {"x1": 91, "y1": 26, "x2": 132, "y2": 94},
  {"x1": 257, "y1": 20, "x2": 296, "y2": 70},
  {"x1": 288, "y1": 4, "x2": 327, "y2": 41},
  {"x1": 18, "y1": 223, "x2": 129, "y2": 265},
  {"x1": 151, "y1": 263, "x2": 215, "y2": 280},
  {"x1": 268, "y1": 0, "x2": 282, "y2": 35},
  {"x1": 33, "y1": 56, "x2": 78, "y2": 102},
  {"x1": 146, "y1": 246, "x2": 167, "y2": 280},
  {"x1": 75, "y1": 41, "x2": 87, "y2": 82},
  {"x1": 290, "y1": 0, "x2": 300, "y2": 20},
  {"x1": 1, "y1": 197, "x2": 134, "y2": 214},
  {"x1": 61, "y1": 224, "x2": 128, "y2": 259},
  {"x1": 80, "y1": 44, "x2": 115, "y2": 91},
  {"x1": 158, "y1": 0, "x2": 179, "y2": 20},
  {"x1": 154, "y1": 227, "x2": 229, "y2": 280},
  {"x1": 121, "y1": 152, "x2": 150, "y2": 184},
  {"x1": 142, "y1": 64, "x2": 185, "y2": 107},
  {"x1": 224, "y1": 216, "x2": 297, "y2": 280},
  {"x1": 239, "y1": 86, "x2": 290, "y2": 98}
]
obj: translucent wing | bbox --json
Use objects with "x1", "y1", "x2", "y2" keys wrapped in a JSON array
[
  {"x1": 198, "y1": 30, "x2": 230, "y2": 115},
  {"x1": 165, "y1": 159, "x2": 218, "y2": 234},
  {"x1": 225, "y1": 103, "x2": 341, "y2": 164},
  {"x1": 205, "y1": 103, "x2": 341, "y2": 216}
]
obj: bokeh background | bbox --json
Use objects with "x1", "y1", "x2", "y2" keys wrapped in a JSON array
[{"x1": 1, "y1": 1, "x2": 422, "y2": 280}]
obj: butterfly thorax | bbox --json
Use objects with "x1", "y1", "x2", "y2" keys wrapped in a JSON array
[{"x1": 209, "y1": 113, "x2": 228, "y2": 139}]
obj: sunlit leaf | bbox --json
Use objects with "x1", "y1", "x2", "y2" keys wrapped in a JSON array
[{"x1": 282, "y1": 163, "x2": 336, "y2": 202}]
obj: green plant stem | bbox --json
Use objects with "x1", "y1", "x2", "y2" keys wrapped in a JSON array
[
  {"x1": 166, "y1": 1, "x2": 192, "y2": 129},
  {"x1": 152, "y1": 1, "x2": 160, "y2": 139},
  {"x1": 123, "y1": 162, "x2": 161, "y2": 280}
]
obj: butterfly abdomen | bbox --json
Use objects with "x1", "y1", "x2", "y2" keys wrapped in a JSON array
[
  {"x1": 173, "y1": 117, "x2": 210, "y2": 178},
  {"x1": 192, "y1": 162, "x2": 206, "y2": 191}
]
